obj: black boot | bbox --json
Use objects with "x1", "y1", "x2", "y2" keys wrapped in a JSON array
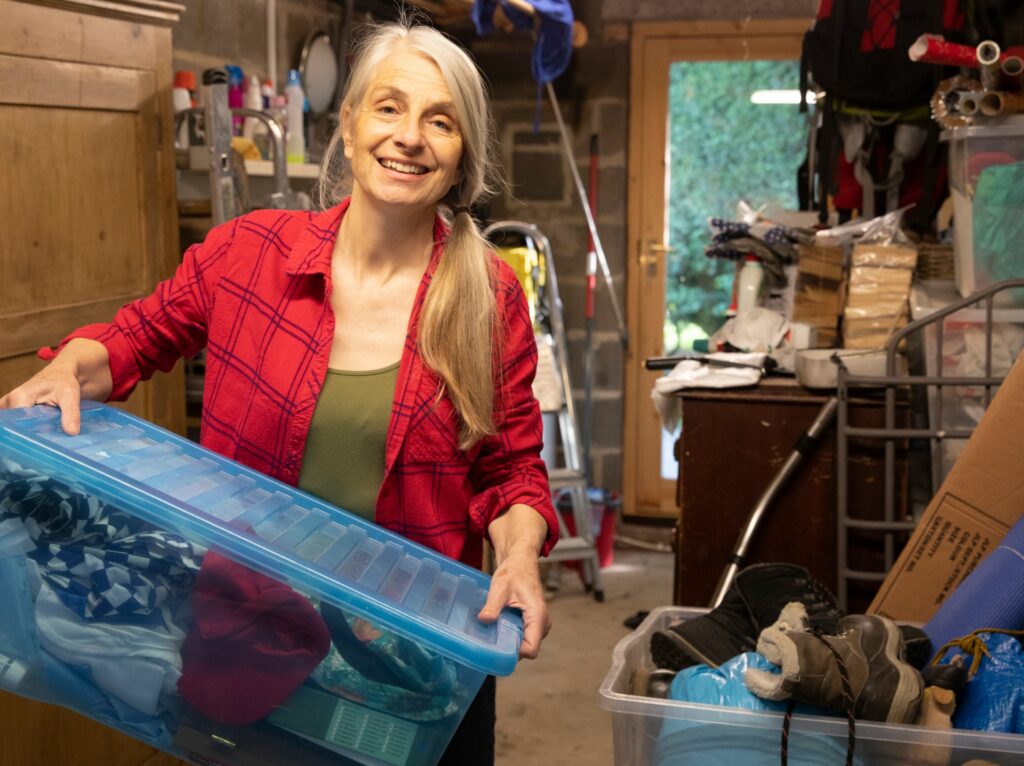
[
  {"x1": 649, "y1": 563, "x2": 844, "y2": 671},
  {"x1": 650, "y1": 581, "x2": 754, "y2": 670},
  {"x1": 736, "y1": 563, "x2": 843, "y2": 637}
]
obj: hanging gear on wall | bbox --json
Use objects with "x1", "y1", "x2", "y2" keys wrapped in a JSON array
[{"x1": 800, "y1": 0, "x2": 966, "y2": 230}]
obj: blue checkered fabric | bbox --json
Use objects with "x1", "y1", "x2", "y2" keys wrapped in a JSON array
[{"x1": 0, "y1": 457, "x2": 203, "y2": 620}]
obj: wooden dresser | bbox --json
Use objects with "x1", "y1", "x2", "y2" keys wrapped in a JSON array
[
  {"x1": 673, "y1": 379, "x2": 909, "y2": 614},
  {"x1": 0, "y1": 1, "x2": 186, "y2": 763}
]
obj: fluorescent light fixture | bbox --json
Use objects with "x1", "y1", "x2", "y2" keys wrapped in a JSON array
[{"x1": 750, "y1": 89, "x2": 818, "y2": 105}]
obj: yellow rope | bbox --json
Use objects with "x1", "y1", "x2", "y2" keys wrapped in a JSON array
[{"x1": 930, "y1": 628, "x2": 1024, "y2": 679}]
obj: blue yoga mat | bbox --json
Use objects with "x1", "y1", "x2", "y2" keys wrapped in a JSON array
[{"x1": 925, "y1": 514, "x2": 1024, "y2": 651}]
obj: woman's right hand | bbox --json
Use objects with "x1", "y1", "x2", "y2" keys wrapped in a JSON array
[{"x1": 0, "y1": 339, "x2": 112, "y2": 435}]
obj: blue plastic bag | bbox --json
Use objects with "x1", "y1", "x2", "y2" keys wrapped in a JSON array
[
  {"x1": 933, "y1": 630, "x2": 1024, "y2": 734},
  {"x1": 654, "y1": 653, "x2": 848, "y2": 766}
]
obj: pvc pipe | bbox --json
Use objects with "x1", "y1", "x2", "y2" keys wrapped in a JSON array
[
  {"x1": 980, "y1": 91, "x2": 1024, "y2": 117},
  {"x1": 908, "y1": 34, "x2": 981, "y2": 68},
  {"x1": 1001, "y1": 56, "x2": 1024, "y2": 90},
  {"x1": 959, "y1": 93, "x2": 983, "y2": 115},
  {"x1": 978, "y1": 40, "x2": 1002, "y2": 91}
]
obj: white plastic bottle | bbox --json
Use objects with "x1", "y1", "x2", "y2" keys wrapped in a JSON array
[
  {"x1": 735, "y1": 255, "x2": 765, "y2": 316},
  {"x1": 285, "y1": 69, "x2": 305, "y2": 164},
  {"x1": 242, "y1": 75, "x2": 263, "y2": 144}
]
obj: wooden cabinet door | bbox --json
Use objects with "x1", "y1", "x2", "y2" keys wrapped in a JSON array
[
  {"x1": 0, "y1": 2, "x2": 187, "y2": 764},
  {"x1": 0, "y1": 0, "x2": 184, "y2": 434}
]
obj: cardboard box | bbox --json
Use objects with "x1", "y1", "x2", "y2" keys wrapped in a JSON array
[{"x1": 869, "y1": 354, "x2": 1024, "y2": 621}]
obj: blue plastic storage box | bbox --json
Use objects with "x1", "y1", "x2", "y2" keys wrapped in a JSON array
[{"x1": 0, "y1": 402, "x2": 522, "y2": 766}]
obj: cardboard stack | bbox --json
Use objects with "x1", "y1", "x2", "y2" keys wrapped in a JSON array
[
  {"x1": 792, "y1": 242, "x2": 844, "y2": 346},
  {"x1": 843, "y1": 243, "x2": 918, "y2": 349},
  {"x1": 870, "y1": 354, "x2": 1024, "y2": 621}
]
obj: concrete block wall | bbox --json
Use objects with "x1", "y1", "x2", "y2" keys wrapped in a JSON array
[{"x1": 468, "y1": 3, "x2": 630, "y2": 493}]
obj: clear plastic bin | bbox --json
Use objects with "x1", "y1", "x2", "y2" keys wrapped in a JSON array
[
  {"x1": 598, "y1": 606, "x2": 1024, "y2": 765},
  {"x1": 944, "y1": 116, "x2": 1024, "y2": 298},
  {"x1": 0, "y1": 403, "x2": 522, "y2": 766},
  {"x1": 910, "y1": 282, "x2": 1024, "y2": 485}
]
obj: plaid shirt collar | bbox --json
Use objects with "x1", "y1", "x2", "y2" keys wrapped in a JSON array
[{"x1": 284, "y1": 197, "x2": 448, "y2": 279}]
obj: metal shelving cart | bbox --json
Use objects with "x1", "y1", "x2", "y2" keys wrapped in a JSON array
[{"x1": 835, "y1": 278, "x2": 1024, "y2": 610}]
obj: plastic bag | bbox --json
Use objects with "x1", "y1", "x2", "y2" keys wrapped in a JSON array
[
  {"x1": 932, "y1": 630, "x2": 1024, "y2": 734},
  {"x1": 654, "y1": 653, "x2": 845, "y2": 766},
  {"x1": 814, "y1": 205, "x2": 915, "y2": 248}
]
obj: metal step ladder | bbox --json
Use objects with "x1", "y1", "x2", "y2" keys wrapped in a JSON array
[{"x1": 483, "y1": 221, "x2": 604, "y2": 602}]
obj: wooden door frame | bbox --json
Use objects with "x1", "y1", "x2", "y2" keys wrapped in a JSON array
[{"x1": 623, "y1": 19, "x2": 809, "y2": 518}]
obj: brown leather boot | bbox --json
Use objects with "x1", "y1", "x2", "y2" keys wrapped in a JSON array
[{"x1": 745, "y1": 606, "x2": 924, "y2": 723}]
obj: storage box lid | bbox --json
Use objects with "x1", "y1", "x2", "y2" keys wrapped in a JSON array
[
  {"x1": 0, "y1": 403, "x2": 522, "y2": 676},
  {"x1": 941, "y1": 114, "x2": 1024, "y2": 141}
]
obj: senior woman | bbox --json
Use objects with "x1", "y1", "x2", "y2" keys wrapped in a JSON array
[{"x1": 1, "y1": 19, "x2": 556, "y2": 763}]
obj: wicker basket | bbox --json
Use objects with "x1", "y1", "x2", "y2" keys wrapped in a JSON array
[{"x1": 915, "y1": 243, "x2": 956, "y2": 281}]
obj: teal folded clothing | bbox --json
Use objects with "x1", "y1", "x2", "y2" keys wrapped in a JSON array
[
  {"x1": 974, "y1": 162, "x2": 1024, "y2": 287},
  {"x1": 309, "y1": 601, "x2": 459, "y2": 722}
]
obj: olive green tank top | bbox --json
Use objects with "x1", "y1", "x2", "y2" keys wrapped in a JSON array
[{"x1": 297, "y1": 362, "x2": 400, "y2": 521}]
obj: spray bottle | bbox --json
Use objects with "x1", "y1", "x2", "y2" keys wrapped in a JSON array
[{"x1": 285, "y1": 69, "x2": 306, "y2": 164}]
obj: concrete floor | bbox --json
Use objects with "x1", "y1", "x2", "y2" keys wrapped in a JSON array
[{"x1": 495, "y1": 545, "x2": 675, "y2": 765}]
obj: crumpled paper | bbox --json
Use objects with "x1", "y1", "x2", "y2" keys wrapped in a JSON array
[{"x1": 651, "y1": 352, "x2": 767, "y2": 432}]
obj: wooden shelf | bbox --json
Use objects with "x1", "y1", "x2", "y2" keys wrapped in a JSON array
[{"x1": 244, "y1": 159, "x2": 319, "y2": 179}]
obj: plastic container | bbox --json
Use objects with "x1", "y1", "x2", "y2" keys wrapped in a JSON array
[
  {"x1": 735, "y1": 255, "x2": 764, "y2": 316},
  {"x1": 910, "y1": 282, "x2": 1024, "y2": 484},
  {"x1": 944, "y1": 116, "x2": 1024, "y2": 297},
  {"x1": 555, "y1": 487, "x2": 620, "y2": 568},
  {"x1": 242, "y1": 74, "x2": 263, "y2": 145},
  {"x1": 0, "y1": 403, "x2": 521, "y2": 766},
  {"x1": 173, "y1": 70, "x2": 197, "y2": 149},
  {"x1": 794, "y1": 347, "x2": 906, "y2": 389},
  {"x1": 285, "y1": 68, "x2": 306, "y2": 164},
  {"x1": 599, "y1": 606, "x2": 1024, "y2": 765}
]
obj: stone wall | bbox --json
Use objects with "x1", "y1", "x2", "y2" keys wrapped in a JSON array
[{"x1": 468, "y1": 4, "x2": 629, "y2": 493}]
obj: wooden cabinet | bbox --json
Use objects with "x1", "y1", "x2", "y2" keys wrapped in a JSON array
[
  {"x1": 673, "y1": 379, "x2": 908, "y2": 615},
  {"x1": 0, "y1": 2, "x2": 186, "y2": 764},
  {"x1": 0, "y1": 0, "x2": 185, "y2": 433}
]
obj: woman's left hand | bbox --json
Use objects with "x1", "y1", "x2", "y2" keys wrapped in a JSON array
[{"x1": 479, "y1": 504, "x2": 551, "y2": 659}]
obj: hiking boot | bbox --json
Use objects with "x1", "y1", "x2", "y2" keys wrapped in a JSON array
[
  {"x1": 746, "y1": 605, "x2": 925, "y2": 723},
  {"x1": 650, "y1": 582, "x2": 753, "y2": 670},
  {"x1": 736, "y1": 562, "x2": 844, "y2": 636},
  {"x1": 899, "y1": 624, "x2": 933, "y2": 670},
  {"x1": 649, "y1": 563, "x2": 843, "y2": 671}
]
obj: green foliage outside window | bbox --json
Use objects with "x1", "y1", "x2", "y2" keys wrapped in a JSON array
[{"x1": 665, "y1": 60, "x2": 806, "y2": 353}]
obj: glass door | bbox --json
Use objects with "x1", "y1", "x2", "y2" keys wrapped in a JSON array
[{"x1": 624, "y1": 20, "x2": 808, "y2": 517}]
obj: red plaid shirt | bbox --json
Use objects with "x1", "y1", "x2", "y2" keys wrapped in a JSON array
[{"x1": 42, "y1": 199, "x2": 557, "y2": 567}]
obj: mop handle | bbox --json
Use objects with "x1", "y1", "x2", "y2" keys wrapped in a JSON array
[
  {"x1": 546, "y1": 81, "x2": 629, "y2": 348},
  {"x1": 709, "y1": 396, "x2": 839, "y2": 608}
]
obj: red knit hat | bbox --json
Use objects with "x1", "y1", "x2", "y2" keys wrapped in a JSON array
[{"x1": 178, "y1": 552, "x2": 330, "y2": 725}]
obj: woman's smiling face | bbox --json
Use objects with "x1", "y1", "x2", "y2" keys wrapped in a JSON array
[{"x1": 342, "y1": 46, "x2": 464, "y2": 212}]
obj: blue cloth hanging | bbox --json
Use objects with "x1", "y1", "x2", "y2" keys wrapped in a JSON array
[{"x1": 471, "y1": 0, "x2": 574, "y2": 85}]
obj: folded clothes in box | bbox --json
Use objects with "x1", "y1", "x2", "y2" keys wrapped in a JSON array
[{"x1": 0, "y1": 403, "x2": 522, "y2": 766}]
